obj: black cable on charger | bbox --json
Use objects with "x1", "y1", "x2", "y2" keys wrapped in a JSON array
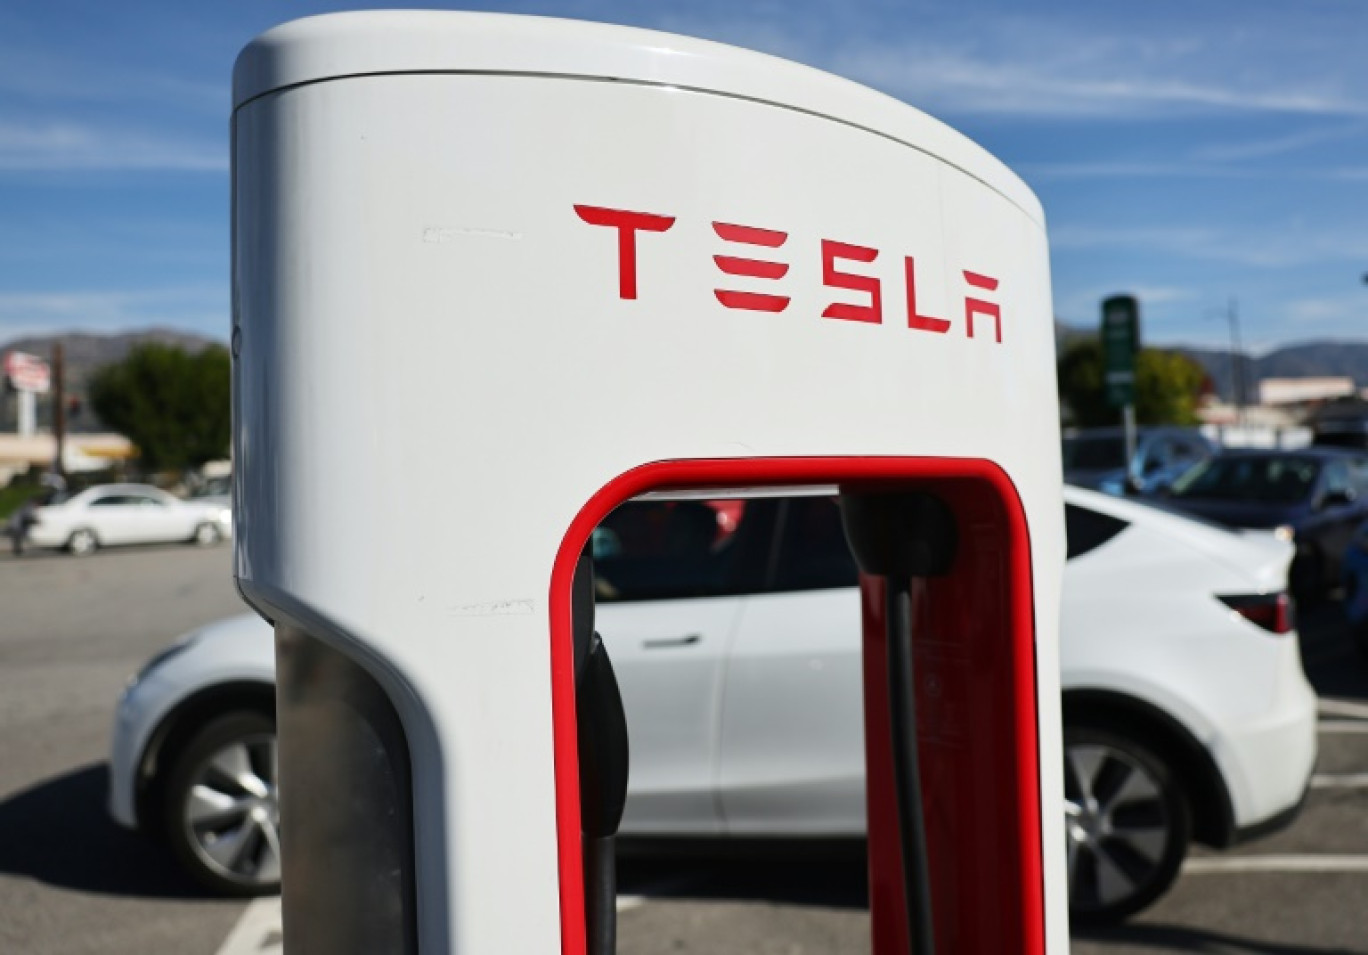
[
  {"x1": 572, "y1": 552, "x2": 630, "y2": 955},
  {"x1": 885, "y1": 574, "x2": 935, "y2": 955},
  {"x1": 838, "y1": 489, "x2": 958, "y2": 955}
]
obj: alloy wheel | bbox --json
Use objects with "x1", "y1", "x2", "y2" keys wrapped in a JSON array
[
  {"x1": 1064, "y1": 741, "x2": 1173, "y2": 915},
  {"x1": 181, "y1": 732, "x2": 281, "y2": 888},
  {"x1": 68, "y1": 529, "x2": 96, "y2": 556}
]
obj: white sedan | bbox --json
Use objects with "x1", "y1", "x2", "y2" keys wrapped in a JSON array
[
  {"x1": 108, "y1": 486, "x2": 1316, "y2": 922},
  {"x1": 28, "y1": 483, "x2": 230, "y2": 555}
]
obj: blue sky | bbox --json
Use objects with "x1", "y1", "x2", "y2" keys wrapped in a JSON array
[{"x1": 1, "y1": 0, "x2": 1365, "y2": 353}]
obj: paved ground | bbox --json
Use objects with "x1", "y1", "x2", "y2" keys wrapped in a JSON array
[
  {"x1": 3, "y1": 542, "x2": 1368, "y2": 953},
  {"x1": 0, "y1": 543, "x2": 247, "y2": 955}
]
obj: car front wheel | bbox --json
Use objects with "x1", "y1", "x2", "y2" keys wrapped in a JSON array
[
  {"x1": 1064, "y1": 725, "x2": 1191, "y2": 924},
  {"x1": 163, "y1": 712, "x2": 280, "y2": 896},
  {"x1": 67, "y1": 528, "x2": 98, "y2": 556},
  {"x1": 192, "y1": 522, "x2": 221, "y2": 547}
]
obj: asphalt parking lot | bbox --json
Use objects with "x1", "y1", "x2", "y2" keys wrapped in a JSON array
[{"x1": 3, "y1": 543, "x2": 1368, "y2": 953}]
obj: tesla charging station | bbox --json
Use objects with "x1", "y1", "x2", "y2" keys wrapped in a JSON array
[{"x1": 232, "y1": 11, "x2": 1066, "y2": 955}]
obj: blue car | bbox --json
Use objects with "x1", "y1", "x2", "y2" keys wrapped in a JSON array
[
  {"x1": 1163, "y1": 448, "x2": 1368, "y2": 600},
  {"x1": 1342, "y1": 524, "x2": 1368, "y2": 650}
]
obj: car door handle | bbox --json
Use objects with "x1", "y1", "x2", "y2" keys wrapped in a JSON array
[{"x1": 642, "y1": 634, "x2": 701, "y2": 649}]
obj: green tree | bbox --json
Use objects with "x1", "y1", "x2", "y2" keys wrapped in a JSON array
[
  {"x1": 1058, "y1": 340, "x2": 1205, "y2": 427},
  {"x1": 1134, "y1": 348, "x2": 1207, "y2": 426},
  {"x1": 89, "y1": 343, "x2": 231, "y2": 471}
]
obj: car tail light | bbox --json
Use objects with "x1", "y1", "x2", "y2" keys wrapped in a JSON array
[{"x1": 1218, "y1": 592, "x2": 1294, "y2": 635}]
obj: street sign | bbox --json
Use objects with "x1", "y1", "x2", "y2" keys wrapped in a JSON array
[
  {"x1": 3, "y1": 351, "x2": 51, "y2": 394},
  {"x1": 1101, "y1": 295, "x2": 1139, "y2": 409}
]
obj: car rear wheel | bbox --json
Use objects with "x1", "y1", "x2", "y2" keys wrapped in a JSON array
[
  {"x1": 1291, "y1": 545, "x2": 1325, "y2": 606},
  {"x1": 1346, "y1": 571, "x2": 1368, "y2": 660},
  {"x1": 163, "y1": 712, "x2": 280, "y2": 896},
  {"x1": 67, "y1": 528, "x2": 98, "y2": 556},
  {"x1": 192, "y1": 522, "x2": 221, "y2": 546},
  {"x1": 1064, "y1": 725, "x2": 1190, "y2": 924}
]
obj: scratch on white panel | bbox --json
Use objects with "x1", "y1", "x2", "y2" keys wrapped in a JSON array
[
  {"x1": 452, "y1": 598, "x2": 535, "y2": 617},
  {"x1": 423, "y1": 226, "x2": 523, "y2": 243}
]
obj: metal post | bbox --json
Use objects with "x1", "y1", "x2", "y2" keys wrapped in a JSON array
[
  {"x1": 17, "y1": 390, "x2": 35, "y2": 437},
  {"x1": 1227, "y1": 298, "x2": 1245, "y2": 429},
  {"x1": 1123, "y1": 404, "x2": 1137, "y2": 491},
  {"x1": 52, "y1": 343, "x2": 66, "y2": 478}
]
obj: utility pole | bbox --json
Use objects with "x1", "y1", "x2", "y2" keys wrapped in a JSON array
[
  {"x1": 1227, "y1": 298, "x2": 1245, "y2": 428},
  {"x1": 52, "y1": 342, "x2": 66, "y2": 479}
]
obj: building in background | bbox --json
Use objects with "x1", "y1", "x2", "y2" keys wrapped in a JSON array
[{"x1": 0, "y1": 433, "x2": 133, "y2": 486}]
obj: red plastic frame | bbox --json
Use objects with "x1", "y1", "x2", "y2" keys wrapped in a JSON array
[{"x1": 548, "y1": 457, "x2": 1044, "y2": 955}]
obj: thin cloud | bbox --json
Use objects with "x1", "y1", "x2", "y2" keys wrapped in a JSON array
[
  {"x1": 1055, "y1": 285, "x2": 1198, "y2": 325},
  {"x1": 0, "y1": 287, "x2": 227, "y2": 341},
  {"x1": 0, "y1": 120, "x2": 226, "y2": 172},
  {"x1": 1286, "y1": 296, "x2": 1368, "y2": 327},
  {"x1": 1192, "y1": 123, "x2": 1368, "y2": 163},
  {"x1": 841, "y1": 46, "x2": 1368, "y2": 120},
  {"x1": 0, "y1": 37, "x2": 223, "y2": 113},
  {"x1": 1050, "y1": 224, "x2": 1368, "y2": 269},
  {"x1": 653, "y1": 7, "x2": 1368, "y2": 120},
  {"x1": 1022, "y1": 160, "x2": 1368, "y2": 184},
  {"x1": 668, "y1": 5, "x2": 1361, "y2": 123},
  {"x1": 1021, "y1": 162, "x2": 1258, "y2": 181}
]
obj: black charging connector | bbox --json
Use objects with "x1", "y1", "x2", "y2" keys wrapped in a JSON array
[
  {"x1": 571, "y1": 552, "x2": 630, "y2": 955},
  {"x1": 838, "y1": 489, "x2": 958, "y2": 955}
]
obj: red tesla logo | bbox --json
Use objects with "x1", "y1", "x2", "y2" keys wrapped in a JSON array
[{"x1": 574, "y1": 204, "x2": 1004, "y2": 343}]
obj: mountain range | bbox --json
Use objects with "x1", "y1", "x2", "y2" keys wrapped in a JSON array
[
  {"x1": 0, "y1": 329, "x2": 222, "y2": 433},
  {"x1": 1056, "y1": 322, "x2": 1368, "y2": 405},
  {"x1": 1178, "y1": 342, "x2": 1368, "y2": 404}
]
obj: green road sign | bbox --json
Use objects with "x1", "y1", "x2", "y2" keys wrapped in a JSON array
[{"x1": 1102, "y1": 295, "x2": 1140, "y2": 408}]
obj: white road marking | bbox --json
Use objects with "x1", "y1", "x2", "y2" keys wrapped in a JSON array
[
  {"x1": 617, "y1": 895, "x2": 646, "y2": 912},
  {"x1": 1317, "y1": 698, "x2": 1368, "y2": 721},
  {"x1": 1184, "y1": 854, "x2": 1368, "y2": 874},
  {"x1": 1311, "y1": 773, "x2": 1368, "y2": 789},
  {"x1": 1315, "y1": 719, "x2": 1368, "y2": 734},
  {"x1": 216, "y1": 892, "x2": 648, "y2": 952},
  {"x1": 215, "y1": 897, "x2": 282, "y2": 955}
]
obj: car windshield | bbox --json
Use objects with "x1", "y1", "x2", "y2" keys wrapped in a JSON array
[
  {"x1": 1169, "y1": 455, "x2": 1320, "y2": 504},
  {"x1": 191, "y1": 476, "x2": 230, "y2": 498},
  {"x1": 1062, "y1": 436, "x2": 1127, "y2": 471}
]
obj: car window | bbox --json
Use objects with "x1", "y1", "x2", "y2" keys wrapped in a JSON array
[
  {"x1": 129, "y1": 494, "x2": 166, "y2": 508},
  {"x1": 1140, "y1": 442, "x2": 1167, "y2": 475},
  {"x1": 1170, "y1": 456, "x2": 1320, "y2": 504},
  {"x1": 1063, "y1": 436, "x2": 1127, "y2": 471},
  {"x1": 1323, "y1": 460, "x2": 1353, "y2": 499},
  {"x1": 1169, "y1": 439, "x2": 1206, "y2": 466},
  {"x1": 192, "y1": 476, "x2": 231, "y2": 498},
  {"x1": 1351, "y1": 459, "x2": 1368, "y2": 495},
  {"x1": 771, "y1": 497, "x2": 859, "y2": 592},
  {"x1": 88, "y1": 495, "x2": 131, "y2": 507},
  {"x1": 592, "y1": 498, "x2": 775, "y2": 602},
  {"x1": 1065, "y1": 503, "x2": 1129, "y2": 559}
]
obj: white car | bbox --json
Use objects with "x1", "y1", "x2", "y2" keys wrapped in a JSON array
[
  {"x1": 27, "y1": 483, "x2": 230, "y2": 555},
  {"x1": 108, "y1": 487, "x2": 1315, "y2": 921}
]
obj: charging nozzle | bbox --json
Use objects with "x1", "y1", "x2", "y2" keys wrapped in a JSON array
[{"x1": 837, "y1": 489, "x2": 958, "y2": 579}]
